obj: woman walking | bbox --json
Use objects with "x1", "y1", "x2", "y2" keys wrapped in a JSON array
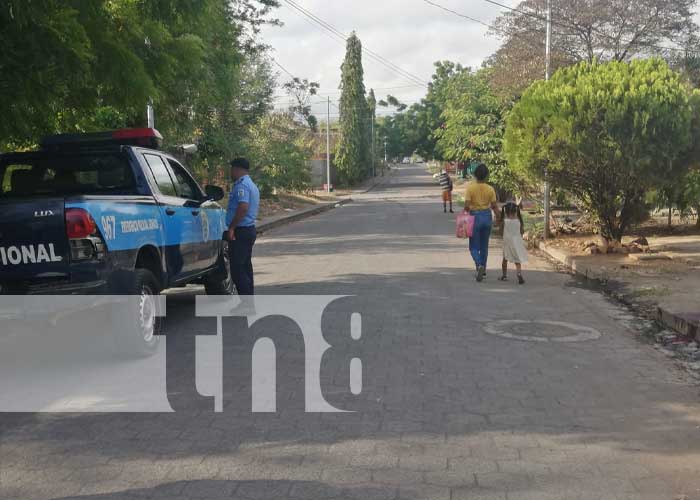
[{"x1": 463, "y1": 163, "x2": 500, "y2": 282}]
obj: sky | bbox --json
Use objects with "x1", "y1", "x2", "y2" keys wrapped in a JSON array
[
  {"x1": 260, "y1": 0, "x2": 521, "y2": 117},
  {"x1": 261, "y1": 0, "x2": 700, "y2": 118}
]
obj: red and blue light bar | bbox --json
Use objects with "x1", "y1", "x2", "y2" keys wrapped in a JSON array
[{"x1": 41, "y1": 128, "x2": 163, "y2": 150}]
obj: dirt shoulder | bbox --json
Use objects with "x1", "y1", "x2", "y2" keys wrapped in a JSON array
[
  {"x1": 258, "y1": 192, "x2": 324, "y2": 220},
  {"x1": 539, "y1": 222, "x2": 700, "y2": 341}
]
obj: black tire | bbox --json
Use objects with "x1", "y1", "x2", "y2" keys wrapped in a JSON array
[
  {"x1": 111, "y1": 269, "x2": 162, "y2": 358},
  {"x1": 204, "y1": 245, "x2": 235, "y2": 295}
]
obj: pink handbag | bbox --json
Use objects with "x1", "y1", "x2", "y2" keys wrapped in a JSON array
[{"x1": 456, "y1": 211, "x2": 475, "y2": 239}]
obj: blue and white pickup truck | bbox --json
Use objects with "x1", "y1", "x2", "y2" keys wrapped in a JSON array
[{"x1": 0, "y1": 128, "x2": 233, "y2": 353}]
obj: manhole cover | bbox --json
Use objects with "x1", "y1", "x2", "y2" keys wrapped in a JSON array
[{"x1": 483, "y1": 320, "x2": 602, "y2": 343}]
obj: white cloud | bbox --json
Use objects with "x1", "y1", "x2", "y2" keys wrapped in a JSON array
[
  {"x1": 261, "y1": 0, "x2": 700, "y2": 116},
  {"x1": 260, "y1": 0, "x2": 520, "y2": 114}
]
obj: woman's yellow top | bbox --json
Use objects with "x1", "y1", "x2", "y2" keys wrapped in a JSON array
[{"x1": 464, "y1": 181, "x2": 497, "y2": 211}]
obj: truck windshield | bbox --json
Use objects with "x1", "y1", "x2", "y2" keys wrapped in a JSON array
[{"x1": 0, "y1": 153, "x2": 136, "y2": 198}]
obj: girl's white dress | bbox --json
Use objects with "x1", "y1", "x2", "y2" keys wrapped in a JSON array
[{"x1": 503, "y1": 219, "x2": 529, "y2": 264}]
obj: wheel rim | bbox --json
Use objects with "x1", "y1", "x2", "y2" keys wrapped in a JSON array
[{"x1": 138, "y1": 285, "x2": 157, "y2": 343}]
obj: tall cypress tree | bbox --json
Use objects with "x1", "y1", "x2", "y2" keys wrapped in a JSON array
[
  {"x1": 367, "y1": 89, "x2": 377, "y2": 176},
  {"x1": 336, "y1": 32, "x2": 370, "y2": 184}
]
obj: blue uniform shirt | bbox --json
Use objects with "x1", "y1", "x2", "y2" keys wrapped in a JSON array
[{"x1": 226, "y1": 175, "x2": 259, "y2": 228}]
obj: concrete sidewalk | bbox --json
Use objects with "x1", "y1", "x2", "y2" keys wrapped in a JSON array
[{"x1": 538, "y1": 234, "x2": 700, "y2": 340}]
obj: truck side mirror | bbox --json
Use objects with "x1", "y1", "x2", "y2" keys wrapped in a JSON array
[{"x1": 204, "y1": 185, "x2": 225, "y2": 202}]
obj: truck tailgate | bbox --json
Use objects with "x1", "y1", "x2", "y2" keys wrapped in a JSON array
[{"x1": 0, "y1": 198, "x2": 69, "y2": 281}]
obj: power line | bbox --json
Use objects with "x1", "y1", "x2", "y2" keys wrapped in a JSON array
[
  {"x1": 283, "y1": 0, "x2": 426, "y2": 86},
  {"x1": 281, "y1": 0, "x2": 429, "y2": 87},
  {"x1": 270, "y1": 58, "x2": 297, "y2": 79},
  {"x1": 421, "y1": 0, "x2": 550, "y2": 55},
  {"x1": 282, "y1": 0, "x2": 427, "y2": 87},
  {"x1": 478, "y1": 0, "x2": 694, "y2": 55},
  {"x1": 272, "y1": 83, "x2": 427, "y2": 100},
  {"x1": 423, "y1": 0, "x2": 696, "y2": 58},
  {"x1": 422, "y1": 0, "x2": 493, "y2": 29}
]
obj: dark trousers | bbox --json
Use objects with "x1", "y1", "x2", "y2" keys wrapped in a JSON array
[{"x1": 228, "y1": 226, "x2": 257, "y2": 295}]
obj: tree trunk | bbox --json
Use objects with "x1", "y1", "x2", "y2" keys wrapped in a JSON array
[
  {"x1": 668, "y1": 203, "x2": 673, "y2": 227},
  {"x1": 599, "y1": 222, "x2": 623, "y2": 245},
  {"x1": 696, "y1": 205, "x2": 700, "y2": 228}
]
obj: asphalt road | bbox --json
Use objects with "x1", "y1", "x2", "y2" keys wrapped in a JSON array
[{"x1": 2, "y1": 164, "x2": 700, "y2": 500}]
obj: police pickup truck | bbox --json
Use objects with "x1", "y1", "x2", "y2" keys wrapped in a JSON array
[{"x1": 0, "y1": 128, "x2": 232, "y2": 353}]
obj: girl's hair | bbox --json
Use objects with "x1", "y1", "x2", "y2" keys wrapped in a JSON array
[
  {"x1": 473, "y1": 163, "x2": 489, "y2": 181},
  {"x1": 502, "y1": 201, "x2": 519, "y2": 217},
  {"x1": 501, "y1": 201, "x2": 525, "y2": 229}
]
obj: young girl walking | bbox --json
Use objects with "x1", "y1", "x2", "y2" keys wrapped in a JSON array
[{"x1": 499, "y1": 201, "x2": 528, "y2": 284}]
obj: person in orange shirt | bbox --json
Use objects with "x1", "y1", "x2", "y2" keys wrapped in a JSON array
[{"x1": 463, "y1": 163, "x2": 500, "y2": 282}]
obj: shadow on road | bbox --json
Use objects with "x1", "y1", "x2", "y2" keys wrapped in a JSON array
[{"x1": 1, "y1": 267, "x2": 699, "y2": 500}]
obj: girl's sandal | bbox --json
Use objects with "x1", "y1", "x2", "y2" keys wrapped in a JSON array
[
  {"x1": 518, "y1": 274, "x2": 525, "y2": 285},
  {"x1": 498, "y1": 276, "x2": 508, "y2": 282}
]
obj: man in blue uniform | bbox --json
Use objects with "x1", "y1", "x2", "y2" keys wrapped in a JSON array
[{"x1": 226, "y1": 158, "x2": 260, "y2": 296}]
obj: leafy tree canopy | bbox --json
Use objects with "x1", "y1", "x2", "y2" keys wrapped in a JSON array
[
  {"x1": 434, "y1": 69, "x2": 520, "y2": 193},
  {"x1": 0, "y1": 0, "x2": 277, "y2": 157},
  {"x1": 244, "y1": 112, "x2": 312, "y2": 196},
  {"x1": 283, "y1": 77, "x2": 320, "y2": 132},
  {"x1": 504, "y1": 58, "x2": 696, "y2": 241}
]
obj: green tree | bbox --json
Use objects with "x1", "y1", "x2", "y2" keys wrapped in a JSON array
[
  {"x1": 0, "y1": 1, "x2": 152, "y2": 145},
  {"x1": 685, "y1": 169, "x2": 700, "y2": 227},
  {"x1": 335, "y1": 32, "x2": 370, "y2": 184},
  {"x1": 283, "y1": 77, "x2": 320, "y2": 132},
  {"x1": 367, "y1": 88, "x2": 377, "y2": 172},
  {"x1": 652, "y1": 91, "x2": 700, "y2": 226},
  {"x1": 504, "y1": 58, "x2": 694, "y2": 242},
  {"x1": 0, "y1": 0, "x2": 278, "y2": 159},
  {"x1": 244, "y1": 112, "x2": 312, "y2": 196},
  {"x1": 434, "y1": 69, "x2": 519, "y2": 193}
]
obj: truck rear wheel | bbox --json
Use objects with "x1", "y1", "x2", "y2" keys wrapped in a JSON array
[
  {"x1": 204, "y1": 247, "x2": 235, "y2": 295},
  {"x1": 111, "y1": 269, "x2": 162, "y2": 357}
]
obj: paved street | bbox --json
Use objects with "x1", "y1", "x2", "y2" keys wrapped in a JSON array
[{"x1": 2, "y1": 164, "x2": 700, "y2": 500}]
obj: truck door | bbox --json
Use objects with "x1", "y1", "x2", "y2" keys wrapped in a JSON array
[
  {"x1": 142, "y1": 154, "x2": 200, "y2": 279},
  {"x1": 164, "y1": 158, "x2": 217, "y2": 271}
]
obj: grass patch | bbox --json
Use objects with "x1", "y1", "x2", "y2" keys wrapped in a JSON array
[
  {"x1": 522, "y1": 212, "x2": 544, "y2": 235},
  {"x1": 628, "y1": 285, "x2": 671, "y2": 298}
]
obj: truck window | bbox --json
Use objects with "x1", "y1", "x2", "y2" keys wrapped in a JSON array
[
  {"x1": 143, "y1": 154, "x2": 177, "y2": 197},
  {"x1": 167, "y1": 159, "x2": 200, "y2": 201},
  {"x1": 0, "y1": 154, "x2": 135, "y2": 198}
]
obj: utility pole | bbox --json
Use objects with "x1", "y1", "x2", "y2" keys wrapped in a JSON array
[
  {"x1": 371, "y1": 117, "x2": 375, "y2": 177},
  {"x1": 543, "y1": 0, "x2": 552, "y2": 238},
  {"x1": 147, "y1": 98, "x2": 155, "y2": 128},
  {"x1": 326, "y1": 96, "x2": 331, "y2": 193}
]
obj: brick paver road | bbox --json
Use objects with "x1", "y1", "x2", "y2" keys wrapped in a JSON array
[{"x1": 2, "y1": 165, "x2": 700, "y2": 499}]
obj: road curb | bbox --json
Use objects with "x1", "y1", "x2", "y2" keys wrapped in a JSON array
[
  {"x1": 537, "y1": 241, "x2": 608, "y2": 281},
  {"x1": 538, "y1": 241, "x2": 699, "y2": 340},
  {"x1": 256, "y1": 173, "x2": 392, "y2": 235},
  {"x1": 257, "y1": 198, "x2": 353, "y2": 235}
]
